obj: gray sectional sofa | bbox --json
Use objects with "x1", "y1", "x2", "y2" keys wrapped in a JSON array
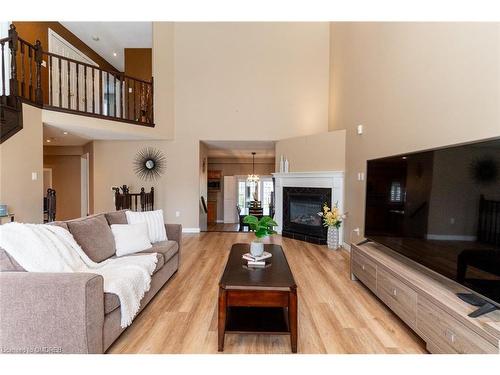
[{"x1": 0, "y1": 210, "x2": 181, "y2": 354}]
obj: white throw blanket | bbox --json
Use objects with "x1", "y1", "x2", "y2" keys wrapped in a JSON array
[{"x1": 0, "y1": 222, "x2": 158, "y2": 328}]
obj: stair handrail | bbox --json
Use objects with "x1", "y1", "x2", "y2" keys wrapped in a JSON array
[{"x1": 1, "y1": 24, "x2": 154, "y2": 127}]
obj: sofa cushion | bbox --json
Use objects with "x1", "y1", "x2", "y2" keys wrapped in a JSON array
[
  {"x1": 140, "y1": 240, "x2": 178, "y2": 263},
  {"x1": 110, "y1": 251, "x2": 164, "y2": 273},
  {"x1": 105, "y1": 210, "x2": 128, "y2": 226},
  {"x1": 126, "y1": 210, "x2": 167, "y2": 243},
  {"x1": 104, "y1": 293, "x2": 121, "y2": 314},
  {"x1": 111, "y1": 223, "x2": 152, "y2": 257},
  {"x1": 104, "y1": 252, "x2": 164, "y2": 314},
  {"x1": 48, "y1": 221, "x2": 69, "y2": 231},
  {"x1": 66, "y1": 214, "x2": 116, "y2": 263},
  {"x1": 0, "y1": 247, "x2": 25, "y2": 272}
]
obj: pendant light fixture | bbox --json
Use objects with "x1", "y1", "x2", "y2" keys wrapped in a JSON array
[{"x1": 247, "y1": 152, "x2": 260, "y2": 183}]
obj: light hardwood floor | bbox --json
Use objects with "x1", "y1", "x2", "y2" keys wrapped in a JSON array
[
  {"x1": 107, "y1": 232, "x2": 427, "y2": 354},
  {"x1": 206, "y1": 223, "x2": 243, "y2": 232}
]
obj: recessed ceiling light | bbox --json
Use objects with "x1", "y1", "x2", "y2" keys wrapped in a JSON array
[
  {"x1": 46, "y1": 139, "x2": 51, "y2": 143},
  {"x1": 113, "y1": 52, "x2": 117, "y2": 57},
  {"x1": 92, "y1": 35, "x2": 100, "y2": 41},
  {"x1": 63, "y1": 131, "x2": 68, "y2": 135},
  {"x1": 402, "y1": 156, "x2": 407, "y2": 159}
]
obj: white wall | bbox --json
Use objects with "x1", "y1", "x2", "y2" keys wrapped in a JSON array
[
  {"x1": 1, "y1": 23, "x2": 331, "y2": 229},
  {"x1": 275, "y1": 130, "x2": 346, "y2": 173},
  {"x1": 0, "y1": 104, "x2": 43, "y2": 223},
  {"x1": 174, "y1": 22, "x2": 330, "y2": 141},
  {"x1": 144, "y1": 22, "x2": 331, "y2": 229},
  {"x1": 329, "y1": 22, "x2": 500, "y2": 244}
]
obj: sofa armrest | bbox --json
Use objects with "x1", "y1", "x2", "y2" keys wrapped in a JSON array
[
  {"x1": 0, "y1": 272, "x2": 104, "y2": 354},
  {"x1": 165, "y1": 224, "x2": 182, "y2": 253}
]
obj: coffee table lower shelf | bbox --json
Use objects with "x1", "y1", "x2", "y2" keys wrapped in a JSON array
[
  {"x1": 218, "y1": 287, "x2": 298, "y2": 353},
  {"x1": 225, "y1": 307, "x2": 290, "y2": 334}
]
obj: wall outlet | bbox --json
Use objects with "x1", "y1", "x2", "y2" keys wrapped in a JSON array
[
  {"x1": 353, "y1": 227, "x2": 360, "y2": 236},
  {"x1": 450, "y1": 217, "x2": 455, "y2": 224},
  {"x1": 357, "y1": 124, "x2": 363, "y2": 135},
  {"x1": 175, "y1": 211, "x2": 180, "y2": 218},
  {"x1": 31, "y1": 172, "x2": 38, "y2": 181},
  {"x1": 357, "y1": 172, "x2": 364, "y2": 181}
]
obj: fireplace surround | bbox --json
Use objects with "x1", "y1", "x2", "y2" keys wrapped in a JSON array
[
  {"x1": 272, "y1": 171, "x2": 344, "y2": 246},
  {"x1": 282, "y1": 187, "x2": 331, "y2": 244}
]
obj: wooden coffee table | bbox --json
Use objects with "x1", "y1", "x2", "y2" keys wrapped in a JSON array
[{"x1": 218, "y1": 243, "x2": 297, "y2": 353}]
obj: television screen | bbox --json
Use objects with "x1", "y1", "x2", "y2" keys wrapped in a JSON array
[{"x1": 365, "y1": 139, "x2": 500, "y2": 309}]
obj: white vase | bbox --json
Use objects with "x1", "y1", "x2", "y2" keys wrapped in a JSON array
[
  {"x1": 284, "y1": 158, "x2": 289, "y2": 173},
  {"x1": 279, "y1": 155, "x2": 284, "y2": 173},
  {"x1": 250, "y1": 240, "x2": 264, "y2": 257},
  {"x1": 327, "y1": 226, "x2": 339, "y2": 250}
]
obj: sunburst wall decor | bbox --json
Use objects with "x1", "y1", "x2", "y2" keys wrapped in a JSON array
[{"x1": 133, "y1": 147, "x2": 166, "y2": 181}]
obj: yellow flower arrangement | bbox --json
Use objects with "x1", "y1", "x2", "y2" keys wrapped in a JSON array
[{"x1": 318, "y1": 202, "x2": 344, "y2": 229}]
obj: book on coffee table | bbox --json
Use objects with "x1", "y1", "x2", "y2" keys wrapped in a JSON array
[
  {"x1": 247, "y1": 260, "x2": 267, "y2": 267},
  {"x1": 242, "y1": 251, "x2": 272, "y2": 262}
]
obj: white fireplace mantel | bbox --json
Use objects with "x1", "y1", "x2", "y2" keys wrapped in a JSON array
[{"x1": 272, "y1": 171, "x2": 344, "y2": 243}]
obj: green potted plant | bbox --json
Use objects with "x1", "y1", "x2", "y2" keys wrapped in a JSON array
[{"x1": 243, "y1": 215, "x2": 278, "y2": 256}]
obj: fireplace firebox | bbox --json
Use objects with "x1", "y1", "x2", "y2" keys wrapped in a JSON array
[{"x1": 282, "y1": 187, "x2": 331, "y2": 244}]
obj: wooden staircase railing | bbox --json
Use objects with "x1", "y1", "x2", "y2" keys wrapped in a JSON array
[
  {"x1": 1, "y1": 24, "x2": 154, "y2": 143},
  {"x1": 112, "y1": 185, "x2": 154, "y2": 212}
]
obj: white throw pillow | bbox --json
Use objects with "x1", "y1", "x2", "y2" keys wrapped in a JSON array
[
  {"x1": 125, "y1": 209, "x2": 167, "y2": 244},
  {"x1": 111, "y1": 222, "x2": 152, "y2": 257}
]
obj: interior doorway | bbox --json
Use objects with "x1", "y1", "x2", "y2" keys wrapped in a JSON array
[
  {"x1": 200, "y1": 141, "x2": 276, "y2": 232},
  {"x1": 42, "y1": 125, "x2": 92, "y2": 221}
]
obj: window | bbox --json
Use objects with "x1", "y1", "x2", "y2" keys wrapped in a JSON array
[
  {"x1": 390, "y1": 181, "x2": 403, "y2": 203},
  {"x1": 262, "y1": 179, "x2": 274, "y2": 212},
  {"x1": 0, "y1": 22, "x2": 10, "y2": 96},
  {"x1": 236, "y1": 176, "x2": 274, "y2": 215},
  {"x1": 238, "y1": 181, "x2": 246, "y2": 208}
]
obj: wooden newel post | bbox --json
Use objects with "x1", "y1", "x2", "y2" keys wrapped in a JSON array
[
  {"x1": 150, "y1": 187, "x2": 154, "y2": 210},
  {"x1": 8, "y1": 24, "x2": 18, "y2": 97},
  {"x1": 112, "y1": 187, "x2": 120, "y2": 211},
  {"x1": 34, "y1": 40, "x2": 43, "y2": 105},
  {"x1": 140, "y1": 187, "x2": 146, "y2": 211}
]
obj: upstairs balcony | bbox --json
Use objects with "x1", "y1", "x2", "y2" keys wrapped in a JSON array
[{"x1": 1, "y1": 24, "x2": 154, "y2": 142}]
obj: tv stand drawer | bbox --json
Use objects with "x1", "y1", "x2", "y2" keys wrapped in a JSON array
[
  {"x1": 351, "y1": 248, "x2": 377, "y2": 292},
  {"x1": 377, "y1": 268, "x2": 417, "y2": 328},
  {"x1": 350, "y1": 243, "x2": 500, "y2": 354},
  {"x1": 417, "y1": 295, "x2": 497, "y2": 354}
]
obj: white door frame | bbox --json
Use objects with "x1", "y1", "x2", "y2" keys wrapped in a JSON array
[{"x1": 81, "y1": 153, "x2": 90, "y2": 217}]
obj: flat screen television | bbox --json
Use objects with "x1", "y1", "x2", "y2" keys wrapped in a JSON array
[{"x1": 364, "y1": 138, "x2": 500, "y2": 317}]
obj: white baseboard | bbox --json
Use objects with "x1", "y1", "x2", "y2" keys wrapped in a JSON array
[
  {"x1": 216, "y1": 220, "x2": 224, "y2": 223},
  {"x1": 426, "y1": 234, "x2": 476, "y2": 241},
  {"x1": 182, "y1": 228, "x2": 201, "y2": 233}
]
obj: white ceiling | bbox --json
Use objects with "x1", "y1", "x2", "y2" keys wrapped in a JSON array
[
  {"x1": 43, "y1": 124, "x2": 91, "y2": 146},
  {"x1": 60, "y1": 22, "x2": 152, "y2": 71},
  {"x1": 203, "y1": 140, "x2": 276, "y2": 158}
]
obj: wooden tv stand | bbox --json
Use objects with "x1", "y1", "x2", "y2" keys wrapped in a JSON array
[{"x1": 350, "y1": 242, "x2": 500, "y2": 354}]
